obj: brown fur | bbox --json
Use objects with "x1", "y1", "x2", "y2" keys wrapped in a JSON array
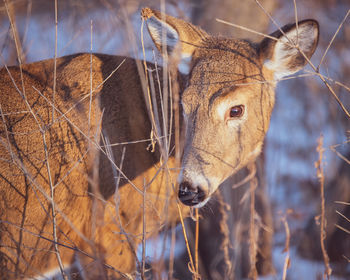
[
  {"x1": 0, "y1": 8, "x2": 319, "y2": 279},
  {"x1": 0, "y1": 53, "x2": 185, "y2": 278}
]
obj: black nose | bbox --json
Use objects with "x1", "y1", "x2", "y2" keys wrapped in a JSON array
[{"x1": 178, "y1": 181, "x2": 206, "y2": 206}]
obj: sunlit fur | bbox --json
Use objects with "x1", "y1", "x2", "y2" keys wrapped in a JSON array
[
  {"x1": 144, "y1": 8, "x2": 318, "y2": 204},
  {"x1": 0, "y1": 8, "x2": 318, "y2": 279}
]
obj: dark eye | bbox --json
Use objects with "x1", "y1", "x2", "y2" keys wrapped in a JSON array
[{"x1": 229, "y1": 105, "x2": 245, "y2": 118}]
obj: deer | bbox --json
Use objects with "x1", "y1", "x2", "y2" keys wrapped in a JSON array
[{"x1": 0, "y1": 7, "x2": 319, "y2": 279}]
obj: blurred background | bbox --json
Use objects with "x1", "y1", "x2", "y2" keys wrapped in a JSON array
[{"x1": 0, "y1": 0, "x2": 349, "y2": 279}]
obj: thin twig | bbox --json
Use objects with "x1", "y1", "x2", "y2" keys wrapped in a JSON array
[
  {"x1": 168, "y1": 221, "x2": 177, "y2": 279},
  {"x1": 102, "y1": 135, "x2": 170, "y2": 148},
  {"x1": 0, "y1": 102, "x2": 14, "y2": 161},
  {"x1": 101, "y1": 133, "x2": 142, "y2": 271},
  {"x1": 305, "y1": 70, "x2": 350, "y2": 93},
  {"x1": 52, "y1": 0, "x2": 58, "y2": 122},
  {"x1": 88, "y1": 19, "x2": 93, "y2": 137},
  {"x1": 215, "y1": 18, "x2": 279, "y2": 42},
  {"x1": 217, "y1": 189, "x2": 233, "y2": 277},
  {"x1": 281, "y1": 216, "x2": 291, "y2": 280},
  {"x1": 195, "y1": 208, "x2": 199, "y2": 279},
  {"x1": 335, "y1": 224, "x2": 350, "y2": 235},
  {"x1": 160, "y1": 0, "x2": 170, "y2": 157},
  {"x1": 3, "y1": 0, "x2": 26, "y2": 112},
  {"x1": 43, "y1": 131, "x2": 67, "y2": 279},
  {"x1": 318, "y1": 9, "x2": 350, "y2": 69},
  {"x1": 51, "y1": 3, "x2": 66, "y2": 276},
  {"x1": 141, "y1": 178, "x2": 147, "y2": 280},
  {"x1": 248, "y1": 163, "x2": 258, "y2": 280},
  {"x1": 176, "y1": 203, "x2": 196, "y2": 278},
  {"x1": 335, "y1": 201, "x2": 350, "y2": 206},
  {"x1": 4, "y1": 0, "x2": 24, "y2": 64},
  {"x1": 21, "y1": 0, "x2": 32, "y2": 59},
  {"x1": 140, "y1": 18, "x2": 157, "y2": 153},
  {"x1": 330, "y1": 141, "x2": 350, "y2": 165},
  {"x1": 315, "y1": 135, "x2": 332, "y2": 279},
  {"x1": 336, "y1": 210, "x2": 350, "y2": 224},
  {"x1": 293, "y1": 0, "x2": 299, "y2": 45},
  {"x1": 231, "y1": 166, "x2": 256, "y2": 189}
]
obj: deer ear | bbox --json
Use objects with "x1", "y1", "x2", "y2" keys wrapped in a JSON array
[
  {"x1": 141, "y1": 7, "x2": 208, "y2": 58},
  {"x1": 260, "y1": 20, "x2": 319, "y2": 80}
]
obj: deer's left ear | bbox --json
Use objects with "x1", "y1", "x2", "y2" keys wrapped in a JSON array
[
  {"x1": 260, "y1": 20, "x2": 319, "y2": 80},
  {"x1": 141, "y1": 7, "x2": 208, "y2": 58}
]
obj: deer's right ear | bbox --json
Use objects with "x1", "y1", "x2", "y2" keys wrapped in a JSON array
[{"x1": 141, "y1": 7, "x2": 208, "y2": 58}]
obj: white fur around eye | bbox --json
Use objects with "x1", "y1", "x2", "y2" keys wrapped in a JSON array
[{"x1": 216, "y1": 101, "x2": 230, "y2": 120}]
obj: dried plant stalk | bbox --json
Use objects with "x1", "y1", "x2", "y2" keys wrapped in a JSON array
[
  {"x1": 315, "y1": 135, "x2": 332, "y2": 279},
  {"x1": 195, "y1": 208, "x2": 200, "y2": 279},
  {"x1": 281, "y1": 216, "x2": 290, "y2": 280},
  {"x1": 216, "y1": 189, "x2": 233, "y2": 277},
  {"x1": 248, "y1": 163, "x2": 258, "y2": 280},
  {"x1": 177, "y1": 203, "x2": 196, "y2": 278}
]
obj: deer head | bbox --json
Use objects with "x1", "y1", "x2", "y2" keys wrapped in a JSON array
[{"x1": 142, "y1": 8, "x2": 319, "y2": 207}]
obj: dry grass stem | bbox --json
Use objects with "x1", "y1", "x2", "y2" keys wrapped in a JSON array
[
  {"x1": 330, "y1": 142, "x2": 350, "y2": 165},
  {"x1": 195, "y1": 208, "x2": 200, "y2": 279},
  {"x1": 334, "y1": 224, "x2": 350, "y2": 235},
  {"x1": 168, "y1": 222, "x2": 177, "y2": 279},
  {"x1": 217, "y1": 189, "x2": 233, "y2": 277},
  {"x1": 44, "y1": 130, "x2": 67, "y2": 279},
  {"x1": 52, "y1": 0, "x2": 58, "y2": 121},
  {"x1": 293, "y1": 0, "x2": 299, "y2": 44},
  {"x1": 315, "y1": 135, "x2": 332, "y2": 279},
  {"x1": 336, "y1": 210, "x2": 350, "y2": 223},
  {"x1": 4, "y1": 0, "x2": 24, "y2": 63},
  {"x1": 231, "y1": 166, "x2": 256, "y2": 189},
  {"x1": 248, "y1": 163, "x2": 258, "y2": 280},
  {"x1": 88, "y1": 19, "x2": 93, "y2": 137},
  {"x1": 281, "y1": 216, "x2": 291, "y2": 280},
  {"x1": 3, "y1": 2, "x2": 25, "y2": 107},
  {"x1": 335, "y1": 201, "x2": 350, "y2": 206},
  {"x1": 0, "y1": 102, "x2": 14, "y2": 160},
  {"x1": 176, "y1": 203, "x2": 196, "y2": 279},
  {"x1": 318, "y1": 9, "x2": 350, "y2": 69},
  {"x1": 141, "y1": 179, "x2": 147, "y2": 280},
  {"x1": 305, "y1": 70, "x2": 350, "y2": 93},
  {"x1": 140, "y1": 18, "x2": 158, "y2": 153},
  {"x1": 215, "y1": 18, "x2": 278, "y2": 42}
]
